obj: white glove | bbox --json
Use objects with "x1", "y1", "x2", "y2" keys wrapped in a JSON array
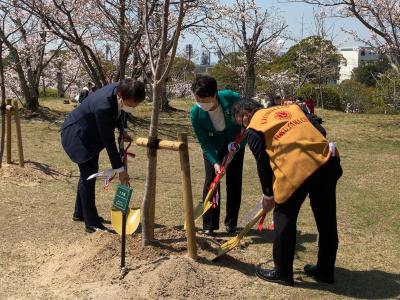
[{"x1": 228, "y1": 142, "x2": 240, "y2": 152}]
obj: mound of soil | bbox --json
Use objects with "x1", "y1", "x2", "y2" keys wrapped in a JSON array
[
  {"x1": 34, "y1": 227, "x2": 246, "y2": 299},
  {"x1": 0, "y1": 161, "x2": 68, "y2": 186}
]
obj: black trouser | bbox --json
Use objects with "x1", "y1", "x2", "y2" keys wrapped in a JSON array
[
  {"x1": 202, "y1": 146, "x2": 245, "y2": 231},
  {"x1": 73, "y1": 154, "x2": 102, "y2": 227},
  {"x1": 273, "y1": 157, "x2": 343, "y2": 280}
]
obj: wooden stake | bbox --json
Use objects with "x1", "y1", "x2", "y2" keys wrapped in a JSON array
[
  {"x1": 0, "y1": 100, "x2": 5, "y2": 168},
  {"x1": 136, "y1": 137, "x2": 184, "y2": 151},
  {"x1": 178, "y1": 133, "x2": 197, "y2": 259},
  {"x1": 6, "y1": 99, "x2": 11, "y2": 164},
  {"x1": 13, "y1": 100, "x2": 24, "y2": 167}
]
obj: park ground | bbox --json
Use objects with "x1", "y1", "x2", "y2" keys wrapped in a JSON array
[{"x1": 0, "y1": 98, "x2": 399, "y2": 299}]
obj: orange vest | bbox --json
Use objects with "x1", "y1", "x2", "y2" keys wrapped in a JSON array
[{"x1": 247, "y1": 104, "x2": 330, "y2": 204}]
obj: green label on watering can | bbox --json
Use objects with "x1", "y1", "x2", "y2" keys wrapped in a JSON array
[{"x1": 113, "y1": 184, "x2": 133, "y2": 213}]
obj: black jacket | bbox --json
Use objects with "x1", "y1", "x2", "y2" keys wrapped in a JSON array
[{"x1": 61, "y1": 83, "x2": 125, "y2": 169}]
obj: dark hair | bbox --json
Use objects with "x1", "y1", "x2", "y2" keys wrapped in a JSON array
[
  {"x1": 117, "y1": 78, "x2": 146, "y2": 102},
  {"x1": 191, "y1": 74, "x2": 217, "y2": 98},
  {"x1": 231, "y1": 98, "x2": 263, "y2": 118}
]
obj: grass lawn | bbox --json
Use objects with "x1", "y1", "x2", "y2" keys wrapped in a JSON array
[{"x1": 0, "y1": 97, "x2": 399, "y2": 299}]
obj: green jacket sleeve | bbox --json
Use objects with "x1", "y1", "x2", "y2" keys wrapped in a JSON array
[{"x1": 190, "y1": 110, "x2": 219, "y2": 165}]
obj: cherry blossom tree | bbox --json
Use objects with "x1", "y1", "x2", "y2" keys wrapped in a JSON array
[
  {"x1": 0, "y1": 1, "x2": 61, "y2": 110},
  {"x1": 19, "y1": 0, "x2": 144, "y2": 85},
  {"x1": 205, "y1": 0, "x2": 287, "y2": 98}
]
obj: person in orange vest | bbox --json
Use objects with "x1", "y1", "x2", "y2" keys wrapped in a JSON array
[{"x1": 232, "y1": 99, "x2": 343, "y2": 286}]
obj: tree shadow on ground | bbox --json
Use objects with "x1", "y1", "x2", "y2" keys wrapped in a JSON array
[
  {"x1": 27, "y1": 160, "x2": 78, "y2": 180},
  {"x1": 127, "y1": 111, "x2": 195, "y2": 141},
  {"x1": 199, "y1": 254, "x2": 257, "y2": 276},
  {"x1": 296, "y1": 267, "x2": 400, "y2": 299},
  {"x1": 21, "y1": 106, "x2": 67, "y2": 123}
]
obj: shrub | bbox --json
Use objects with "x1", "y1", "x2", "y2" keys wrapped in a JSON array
[
  {"x1": 297, "y1": 84, "x2": 342, "y2": 111},
  {"x1": 39, "y1": 87, "x2": 58, "y2": 97},
  {"x1": 337, "y1": 80, "x2": 374, "y2": 113}
]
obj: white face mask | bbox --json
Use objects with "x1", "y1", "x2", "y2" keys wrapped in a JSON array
[
  {"x1": 197, "y1": 102, "x2": 215, "y2": 112},
  {"x1": 122, "y1": 105, "x2": 135, "y2": 114},
  {"x1": 118, "y1": 96, "x2": 136, "y2": 114}
]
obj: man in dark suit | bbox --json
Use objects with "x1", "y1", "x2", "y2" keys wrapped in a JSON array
[{"x1": 61, "y1": 79, "x2": 146, "y2": 233}]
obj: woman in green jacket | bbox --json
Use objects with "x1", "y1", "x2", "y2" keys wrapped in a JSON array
[{"x1": 190, "y1": 75, "x2": 245, "y2": 235}]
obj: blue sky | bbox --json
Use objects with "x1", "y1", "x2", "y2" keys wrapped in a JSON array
[
  {"x1": 180, "y1": 0, "x2": 371, "y2": 63},
  {"x1": 257, "y1": 0, "x2": 370, "y2": 47}
]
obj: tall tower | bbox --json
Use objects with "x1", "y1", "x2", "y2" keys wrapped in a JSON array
[
  {"x1": 185, "y1": 44, "x2": 193, "y2": 61},
  {"x1": 201, "y1": 48, "x2": 210, "y2": 65}
]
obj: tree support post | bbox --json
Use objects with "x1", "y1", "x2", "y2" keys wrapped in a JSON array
[
  {"x1": 135, "y1": 134, "x2": 197, "y2": 258},
  {"x1": 13, "y1": 100, "x2": 24, "y2": 167},
  {"x1": 178, "y1": 133, "x2": 197, "y2": 259},
  {"x1": 6, "y1": 99, "x2": 11, "y2": 164}
]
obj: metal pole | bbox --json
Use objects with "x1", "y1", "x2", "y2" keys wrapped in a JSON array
[
  {"x1": 121, "y1": 211, "x2": 127, "y2": 269},
  {"x1": 178, "y1": 133, "x2": 197, "y2": 259}
]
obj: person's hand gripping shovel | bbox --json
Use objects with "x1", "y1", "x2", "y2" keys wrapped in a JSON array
[{"x1": 212, "y1": 195, "x2": 275, "y2": 261}]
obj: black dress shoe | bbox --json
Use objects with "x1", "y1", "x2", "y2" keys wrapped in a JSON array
[
  {"x1": 203, "y1": 229, "x2": 214, "y2": 236},
  {"x1": 256, "y1": 268, "x2": 294, "y2": 286},
  {"x1": 304, "y1": 264, "x2": 334, "y2": 284},
  {"x1": 85, "y1": 225, "x2": 116, "y2": 234},
  {"x1": 73, "y1": 215, "x2": 111, "y2": 224},
  {"x1": 226, "y1": 226, "x2": 236, "y2": 234},
  {"x1": 98, "y1": 216, "x2": 111, "y2": 224}
]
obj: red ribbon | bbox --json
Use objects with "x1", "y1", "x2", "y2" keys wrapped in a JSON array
[
  {"x1": 257, "y1": 212, "x2": 267, "y2": 231},
  {"x1": 266, "y1": 220, "x2": 275, "y2": 231}
]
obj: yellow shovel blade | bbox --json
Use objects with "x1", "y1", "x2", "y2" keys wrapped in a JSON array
[
  {"x1": 193, "y1": 183, "x2": 220, "y2": 223},
  {"x1": 194, "y1": 199, "x2": 213, "y2": 223},
  {"x1": 111, "y1": 207, "x2": 141, "y2": 235},
  {"x1": 212, "y1": 208, "x2": 266, "y2": 261}
]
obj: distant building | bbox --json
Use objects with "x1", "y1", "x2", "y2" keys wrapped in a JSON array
[
  {"x1": 338, "y1": 47, "x2": 379, "y2": 82},
  {"x1": 195, "y1": 64, "x2": 214, "y2": 74},
  {"x1": 200, "y1": 48, "x2": 211, "y2": 65}
]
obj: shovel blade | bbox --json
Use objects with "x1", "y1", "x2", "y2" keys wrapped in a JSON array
[
  {"x1": 111, "y1": 207, "x2": 141, "y2": 235},
  {"x1": 194, "y1": 200, "x2": 213, "y2": 223},
  {"x1": 212, "y1": 208, "x2": 266, "y2": 261}
]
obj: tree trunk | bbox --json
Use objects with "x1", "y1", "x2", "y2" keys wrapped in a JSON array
[
  {"x1": 244, "y1": 60, "x2": 256, "y2": 99},
  {"x1": 25, "y1": 96, "x2": 39, "y2": 111},
  {"x1": 57, "y1": 71, "x2": 65, "y2": 97},
  {"x1": 42, "y1": 76, "x2": 47, "y2": 97},
  {"x1": 141, "y1": 82, "x2": 162, "y2": 245},
  {"x1": 159, "y1": 80, "x2": 173, "y2": 111}
]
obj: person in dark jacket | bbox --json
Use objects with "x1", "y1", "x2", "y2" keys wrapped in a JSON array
[
  {"x1": 232, "y1": 99, "x2": 342, "y2": 286},
  {"x1": 190, "y1": 75, "x2": 245, "y2": 236},
  {"x1": 61, "y1": 79, "x2": 145, "y2": 233}
]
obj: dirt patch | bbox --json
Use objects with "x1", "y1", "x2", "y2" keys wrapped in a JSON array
[
  {"x1": 0, "y1": 161, "x2": 70, "y2": 186},
  {"x1": 33, "y1": 227, "x2": 240, "y2": 299}
]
